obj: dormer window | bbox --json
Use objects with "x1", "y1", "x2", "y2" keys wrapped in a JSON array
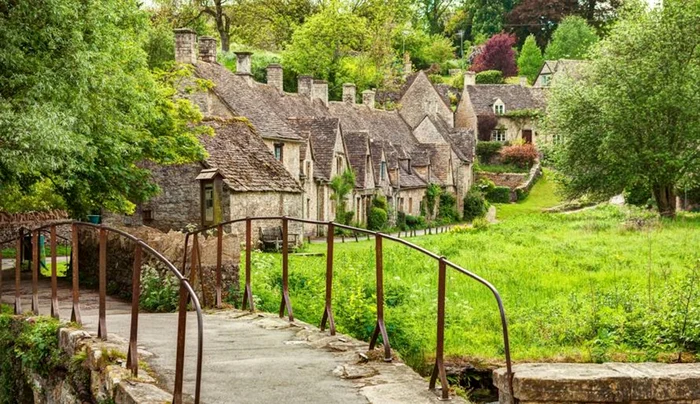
[
  {"x1": 493, "y1": 99, "x2": 505, "y2": 115},
  {"x1": 274, "y1": 143, "x2": 283, "y2": 161},
  {"x1": 380, "y1": 162, "x2": 386, "y2": 180}
]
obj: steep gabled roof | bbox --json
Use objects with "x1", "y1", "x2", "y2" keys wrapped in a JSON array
[
  {"x1": 399, "y1": 165, "x2": 427, "y2": 189},
  {"x1": 466, "y1": 85, "x2": 546, "y2": 115},
  {"x1": 287, "y1": 117, "x2": 341, "y2": 182},
  {"x1": 343, "y1": 131, "x2": 371, "y2": 189},
  {"x1": 413, "y1": 143, "x2": 452, "y2": 185},
  {"x1": 444, "y1": 129, "x2": 476, "y2": 163},
  {"x1": 198, "y1": 118, "x2": 302, "y2": 193}
]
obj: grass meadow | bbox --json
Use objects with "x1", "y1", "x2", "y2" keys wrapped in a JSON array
[{"x1": 245, "y1": 175, "x2": 700, "y2": 372}]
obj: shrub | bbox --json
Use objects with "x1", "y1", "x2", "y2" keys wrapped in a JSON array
[
  {"x1": 372, "y1": 195, "x2": 388, "y2": 211},
  {"x1": 367, "y1": 207, "x2": 388, "y2": 230},
  {"x1": 515, "y1": 187, "x2": 530, "y2": 201},
  {"x1": 476, "y1": 178, "x2": 496, "y2": 194},
  {"x1": 486, "y1": 186, "x2": 512, "y2": 203},
  {"x1": 477, "y1": 115, "x2": 499, "y2": 141},
  {"x1": 405, "y1": 214, "x2": 426, "y2": 229},
  {"x1": 476, "y1": 141, "x2": 503, "y2": 163},
  {"x1": 396, "y1": 211, "x2": 407, "y2": 231},
  {"x1": 501, "y1": 143, "x2": 538, "y2": 168},
  {"x1": 625, "y1": 182, "x2": 652, "y2": 207},
  {"x1": 472, "y1": 217, "x2": 490, "y2": 231},
  {"x1": 463, "y1": 189, "x2": 489, "y2": 221},
  {"x1": 140, "y1": 265, "x2": 179, "y2": 313},
  {"x1": 438, "y1": 193, "x2": 459, "y2": 222},
  {"x1": 475, "y1": 70, "x2": 503, "y2": 84},
  {"x1": 344, "y1": 211, "x2": 355, "y2": 225},
  {"x1": 428, "y1": 74, "x2": 444, "y2": 84}
]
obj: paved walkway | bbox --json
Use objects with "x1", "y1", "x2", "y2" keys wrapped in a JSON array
[
  {"x1": 1, "y1": 268, "x2": 463, "y2": 404},
  {"x1": 309, "y1": 224, "x2": 455, "y2": 244}
]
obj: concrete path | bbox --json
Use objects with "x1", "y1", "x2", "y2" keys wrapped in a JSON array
[
  {"x1": 1, "y1": 268, "x2": 464, "y2": 404},
  {"x1": 309, "y1": 224, "x2": 455, "y2": 244}
]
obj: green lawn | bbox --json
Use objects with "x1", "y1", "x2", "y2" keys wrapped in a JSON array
[
  {"x1": 495, "y1": 171, "x2": 562, "y2": 220},
  {"x1": 245, "y1": 173, "x2": 700, "y2": 372}
]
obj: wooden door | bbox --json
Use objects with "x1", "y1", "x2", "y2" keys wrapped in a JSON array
[{"x1": 522, "y1": 130, "x2": 533, "y2": 144}]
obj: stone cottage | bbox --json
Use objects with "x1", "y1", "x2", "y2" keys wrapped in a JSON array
[
  {"x1": 455, "y1": 72, "x2": 546, "y2": 145},
  {"x1": 534, "y1": 59, "x2": 586, "y2": 88}
]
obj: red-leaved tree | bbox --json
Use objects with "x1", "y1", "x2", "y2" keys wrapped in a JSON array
[{"x1": 470, "y1": 33, "x2": 518, "y2": 77}]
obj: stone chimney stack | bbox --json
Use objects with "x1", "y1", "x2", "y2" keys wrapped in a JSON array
[
  {"x1": 519, "y1": 76, "x2": 528, "y2": 86},
  {"x1": 198, "y1": 36, "x2": 217, "y2": 63},
  {"x1": 362, "y1": 90, "x2": 375, "y2": 109},
  {"x1": 235, "y1": 52, "x2": 252, "y2": 75},
  {"x1": 174, "y1": 28, "x2": 197, "y2": 64},
  {"x1": 342, "y1": 83, "x2": 356, "y2": 104},
  {"x1": 312, "y1": 80, "x2": 328, "y2": 107},
  {"x1": 266, "y1": 64, "x2": 284, "y2": 92},
  {"x1": 298, "y1": 75, "x2": 313, "y2": 99},
  {"x1": 464, "y1": 71, "x2": 476, "y2": 89}
]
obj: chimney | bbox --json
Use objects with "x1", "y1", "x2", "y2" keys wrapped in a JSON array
[
  {"x1": 174, "y1": 28, "x2": 197, "y2": 64},
  {"x1": 235, "y1": 51, "x2": 252, "y2": 75},
  {"x1": 519, "y1": 76, "x2": 528, "y2": 86},
  {"x1": 266, "y1": 63, "x2": 283, "y2": 93},
  {"x1": 362, "y1": 89, "x2": 375, "y2": 109},
  {"x1": 198, "y1": 36, "x2": 217, "y2": 63},
  {"x1": 464, "y1": 71, "x2": 476, "y2": 89},
  {"x1": 312, "y1": 80, "x2": 328, "y2": 107},
  {"x1": 298, "y1": 75, "x2": 313, "y2": 99},
  {"x1": 342, "y1": 83, "x2": 356, "y2": 104}
]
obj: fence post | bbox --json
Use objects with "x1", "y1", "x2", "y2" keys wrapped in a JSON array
[
  {"x1": 429, "y1": 258, "x2": 450, "y2": 400},
  {"x1": 279, "y1": 217, "x2": 294, "y2": 321},
  {"x1": 242, "y1": 218, "x2": 254, "y2": 311},
  {"x1": 127, "y1": 244, "x2": 142, "y2": 377},
  {"x1": 31, "y1": 230, "x2": 39, "y2": 314},
  {"x1": 14, "y1": 230, "x2": 22, "y2": 315},
  {"x1": 71, "y1": 223, "x2": 81, "y2": 324},
  {"x1": 98, "y1": 227, "x2": 107, "y2": 339},
  {"x1": 216, "y1": 224, "x2": 223, "y2": 308},
  {"x1": 369, "y1": 233, "x2": 392, "y2": 362},
  {"x1": 173, "y1": 282, "x2": 188, "y2": 404},
  {"x1": 50, "y1": 225, "x2": 59, "y2": 318},
  {"x1": 320, "y1": 222, "x2": 336, "y2": 335}
]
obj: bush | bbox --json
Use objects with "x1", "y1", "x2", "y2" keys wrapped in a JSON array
[
  {"x1": 405, "y1": 214, "x2": 426, "y2": 229},
  {"x1": 476, "y1": 141, "x2": 503, "y2": 163},
  {"x1": 477, "y1": 115, "x2": 499, "y2": 141},
  {"x1": 344, "y1": 211, "x2": 355, "y2": 225},
  {"x1": 140, "y1": 265, "x2": 179, "y2": 313},
  {"x1": 501, "y1": 143, "x2": 538, "y2": 168},
  {"x1": 515, "y1": 187, "x2": 530, "y2": 201},
  {"x1": 475, "y1": 70, "x2": 503, "y2": 84},
  {"x1": 367, "y1": 207, "x2": 388, "y2": 230},
  {"x1": 625, "y1": 182, "x2": 652, "y2": 207},
  {"x1": 372, "y1": 195, "x2": 388, "y2": 211},
  {"x1": 463, "y1": 189, "x2": 489, "y2": 221},
  {"x1": 438, "y1": 193, "x2": 459, "y2": 222},
  {"x1": 396, "y1": 211, "x2": 407, "y2": 231},
  {"x1": 486, "y1": 186, "x2": 512, "y2": 203}
]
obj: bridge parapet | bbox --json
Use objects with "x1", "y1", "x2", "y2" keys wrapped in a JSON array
[{"x1": 494, "y1": 363, "x2": 700, "y2": 404}]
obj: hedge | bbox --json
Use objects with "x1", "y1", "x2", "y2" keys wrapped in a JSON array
[
  {"x1": 475, "y1": 70, "x2": 503, "y2": 84},
  {"x1": 476, "y1": 141, "x2": 503, "y2": 163},
  {"x1": 463, "y1": 190, "x2": 489, "y2": 221},
  {"x1": 486, "y1": 186, "x2": 512, "y2": 203},
  {"x1": 367, "y1": 207, "x2": 388, "y2": 230}
]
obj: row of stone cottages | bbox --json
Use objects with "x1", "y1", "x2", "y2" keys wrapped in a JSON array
[{"x1": 109, "y1": 29, "x2": 548, "y2": 238}]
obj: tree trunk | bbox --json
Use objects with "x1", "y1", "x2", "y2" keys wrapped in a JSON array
[
  {"x1": 219, "y1": 31, "x2": 229, "y2": 52},
  {"x1": 652, "y1": 184, "x2": 677, "y2": 218}
]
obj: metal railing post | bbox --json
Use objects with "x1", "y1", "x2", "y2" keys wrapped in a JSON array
[
  {"x1": 14, "y1": 230, "x2": 22, "y2": 314},
  {"x1": 279, "y1": 217, "x2": 293, "y2": 321},
  {"x1": 71, "y1": 223, "x2": 81, "y2": 324},
  {"x1": 127, "y1": 243, "x2": 142, "y2": 377},
  {"x1": 98, "y1": 227, "x2": 107, "y2": 339},
  {"x1": 369, "y1": 233, "x2": 392, "y2": 362},
  {"x1": 429, "y1": 258, "x2": 450, "y2": 400},
  {"x1": 320, "y1": 222, "x2": 336, "y2": 335},
  {"x1": 216, "y1": 224, "x2": 223, "y2": 308},
  {"x1": 31, "y1": 230, "x2": 39, "y2": 314},
  {"x1": 50, "y1": 225, "x2": 59, "y2": 318},
  {"x1": 242, "y1": 218, "x2": 254, "y2": 311},
  {"x1": 173, "y1": 281, "x2": 188, "y2": 404}
]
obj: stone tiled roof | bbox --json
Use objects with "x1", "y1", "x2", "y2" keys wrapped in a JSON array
[
  {"x1": 195, "y1": 62, "x2": 303, "y2": 142},
  {"x1": 466, "y1": 84, "x2": 546, "y2": 115},
  {"x1": 287, "y1": 117, "x2": 340, "y2": 182},
  {"x1": 343, "y1": 131, "x2": 371, "y2": 189},
  {"x1": 399, "y1": 165, "x2": 427, "y2": 189},
  {"x1": 198, "y1": 118, "x2": 302, "y2": 193},
  {"x1": 414, "y1": 143, "x2": 452, "y2": 185},
  {"x1": 444, "y1": 129, "x2": 476, "y2": 163},
  {"x1": 328, "y1": 102, "x2": 418, "y2": 149}
]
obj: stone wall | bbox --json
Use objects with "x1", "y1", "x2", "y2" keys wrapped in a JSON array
[
  {"x1": 0, "y1": 210, "x2": 69, "y2": 247},
  {"x1": 476, "y1": 172, "x2": 528, "y2": 190},
  {"x1": 494, "y1": 362, "x2": 700, "y2": 404},
  {"x1": 77, "y1": 225, "x2": 240, "y2": 308}
]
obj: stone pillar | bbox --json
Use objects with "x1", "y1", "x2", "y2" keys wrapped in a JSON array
[
  {"x1": 198, "y1": 36, "x2": 217, "y2": 63},
  {"x1": 342, "y1": 83, "x2": 356, "y2": 104},
  {"x1": 267, "y1": 64, "x2": 284, "y2": 93},
  {"x1": 312, "y1": 80, "x2": 328, "y2": 106},
  {"x1": 174, "y1": 28, "x2": 197, "y2": 65},
  {"x1": 235, "y1": 52, "x2": 252, "y2": 75},
  {"x1": 362, "y1": 90, "x2": 375, "y2": 109},
  {"x1": 298, "y1": 75, "x2": 313, "y2": 99}
]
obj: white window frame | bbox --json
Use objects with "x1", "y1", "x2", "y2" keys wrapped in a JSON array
[{"x1": 491, "y1": 129, "x2": 506, "y2": 142}]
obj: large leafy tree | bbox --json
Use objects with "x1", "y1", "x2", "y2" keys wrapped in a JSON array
[
  {"x1": 470, "y1": 33, "x2": 518, "y2": 76},
  {"x1": 544, "y1": 16, "x2": 599, "y2": 60},
  {"x1": 545, "y1": 0, "x2": 700, "y2": 217},
  {"x1": 0, "y1": 0, "x2": 206, "y2": 217},
  {"x1": 506, "y1": 0, "x2": 578, "y2": 48},
  {"x1": 517, "y1": 34, "x2": 544, "y2": 84}
]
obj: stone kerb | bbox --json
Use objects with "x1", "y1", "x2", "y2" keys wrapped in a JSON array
[{"x1": 494, "y1": 362, "x2": 700, "y2": 404}]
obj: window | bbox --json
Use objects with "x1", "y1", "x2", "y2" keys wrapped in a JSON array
[
  {"x1": 306, "y1": 198, "x2": 310, "y2": 218},
  {"x1": 204, "y1": 183, "x2": 214, "y2": 222},
  {"x1": 142, "y1": 209, "x2": 153, "y2": 224},
  {"x1": 336, "y1": 156, "x2": 343, "y2": 174},
  {"x1": 408, "y1": 198, "x2": 413, "y2": 213},
  {"x1": 274, "y1": 143, "x2": 283, "y2": 161},
  {"x1": 491, "y1": 129, "x2": 506, "y2": 142},
  {"x1": 542, "y1": 74, "x2": 551, "y2": 86},
  {"x1": 494, "y1": 103, "x2": 505, "y2": 115},
  {"x1": 380, "y1": 162, "x2": 386, "y2": 180}
]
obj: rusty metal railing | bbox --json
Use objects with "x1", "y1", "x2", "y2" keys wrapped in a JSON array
[
  {"x1": 184, "y1": 216, "x2": 514, "y2": 401},
  {"x1": 0, "y1": 221, "x2": 203, "y2": 404}
]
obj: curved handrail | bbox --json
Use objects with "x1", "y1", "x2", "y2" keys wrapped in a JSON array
[
  {"x1": 10, "y1": 221, "x2": 203, "y2": 404},
  {"x1": 183, "y1": 215, "x2": 514, "y2": 401}
]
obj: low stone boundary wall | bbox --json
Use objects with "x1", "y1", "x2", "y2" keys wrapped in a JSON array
[
  {"x1": 0, "y1": 210, "x2": 70, "y2": 246},
  {"x1": 476, "y1": 161, "x2": 542, "y2": 202},
  {"x1": 494, "y1": 363, "x2": 700, "y2": 404},
  {"x1": 513, "y1": 161, "x2": 542, "y2": 200}
]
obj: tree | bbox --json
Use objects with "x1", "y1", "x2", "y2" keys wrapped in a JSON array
[
  {"x1": 470, "y1": 33, "x2": 518, "y2": 76},
  {"x1": 418, "y1": 0, "x2": 455, "y2": 34},
  {"x1": 330, "y1": 169, "x2": 357, "y2": 224},
  {"x1": 544, "y1": 16, "x2": 598, "y2": 60},
  {"x1": 545, "y1": 0, "x2": 700, "y2": 217},
  {"x1": 506, "y1": 0, "x2": 578, "y2": 48},
  {"x1": 194, "y1": 0, "x2": 233, "y2": 51},
  {"x1": 0, "y1": 0, "x2": 206, "y2": 217},
  {"x1": 517, "y1": 34, "x2": 544, "y2": 84}
]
